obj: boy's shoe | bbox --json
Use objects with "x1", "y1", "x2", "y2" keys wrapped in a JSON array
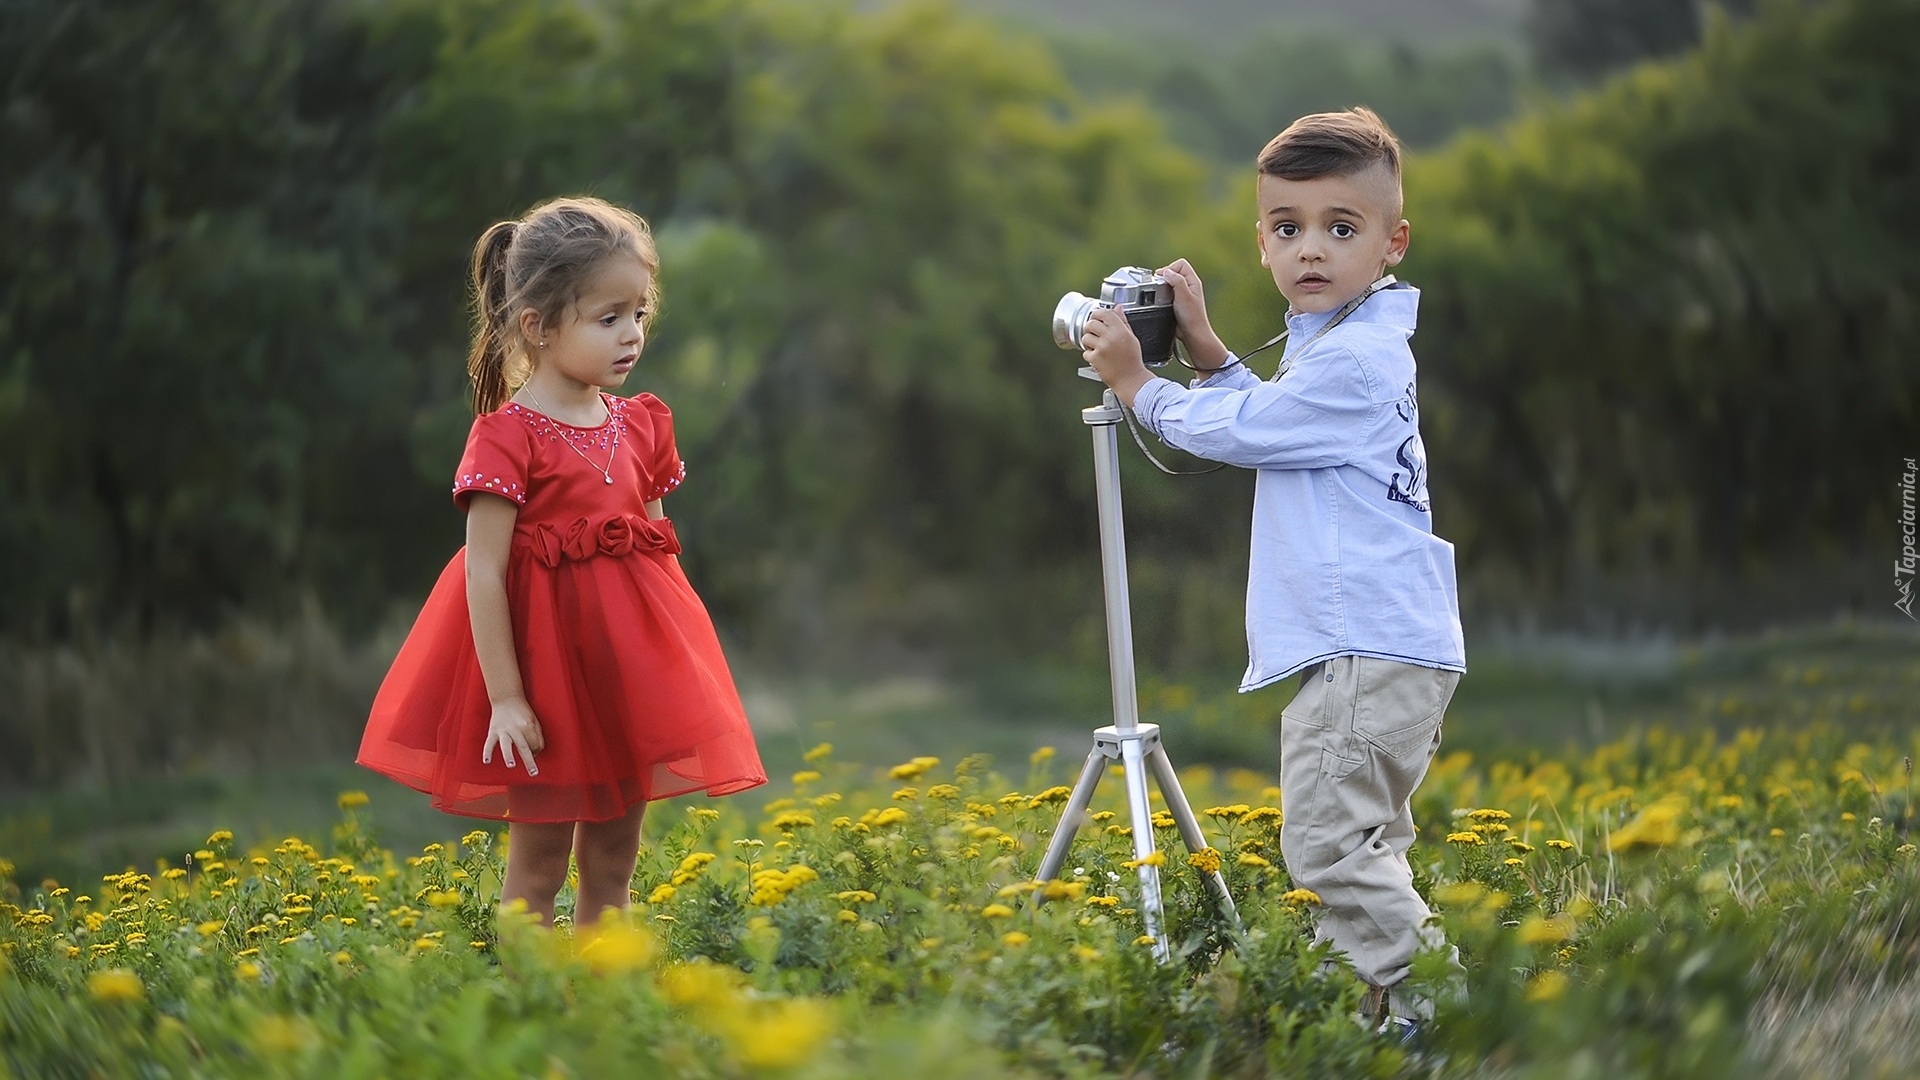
[{"x1": 1376, "y1": 1015, "x2": 1422, "y2": 1048}]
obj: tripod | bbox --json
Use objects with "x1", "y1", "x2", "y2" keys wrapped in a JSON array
[{"x1": 1033, "y1": 375, "x2": 1240, "y2": 962}]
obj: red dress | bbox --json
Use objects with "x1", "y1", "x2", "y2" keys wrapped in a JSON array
[{"x1": 357, "y1": 392, "x2": 766, "y2": 822}]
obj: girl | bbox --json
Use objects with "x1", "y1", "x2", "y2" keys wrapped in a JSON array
[{"x1": 358, "y1": 196, "x2": 766, "y2": 925}]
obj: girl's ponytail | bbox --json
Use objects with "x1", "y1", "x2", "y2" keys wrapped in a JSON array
[{"x1": 466, "y1": 220, "x2": 519, "y2": 415}]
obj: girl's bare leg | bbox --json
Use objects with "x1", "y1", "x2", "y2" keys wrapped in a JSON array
[
  {"x1": 572, "y1": 802, "x2": 646, "y2": 922},
  {"x1": 500, "y1": 820, "x2": 575, "y2": 925}
]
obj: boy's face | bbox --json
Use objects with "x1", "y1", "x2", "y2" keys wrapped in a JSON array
[{"x1": 1254, "y1": 164, "x2": 1409, "y2": 314}]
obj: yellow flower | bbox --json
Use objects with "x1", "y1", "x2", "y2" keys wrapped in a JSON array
[
  {"x1": 1607, "y1": 797, "x2": 1686, "y2": 853},
  {"x1": 1526, "y1": 970, "x2": 1569, "y2": 1002},
  {"x1": 981, "y1": 904, "x2": 1015, "y2": 919},
  {"x1": 891, "y1": 787, "x2": 919, "y2": 801},
  {"x1": 1040, "y1": 880, "x2": 1086, "y2": 901},
  {"x1": 870, "y1": 807, "x2": 909, "y2": 828},
  {"x1": 206, "y1": 830, "x2": 234, "y2": 846},
  {"x1": 888, "y1": 757, "x2": 939, "y2": 781},
  {"x1": 926, "y1": 784, "x2": 960, "y2": 800},
  {"x1": 771, "y1": 811, "x2": 817, "y2": 831},
  {"x1": 1030, "y1": 745, "x2": 1056, "y2": 764},
  {"x1": 251, "y1": 1015, "x2": 316, "y2": 1056},
  {"x1": 659, "y1": 961, "x2": 742, "y2": 1007},
  {"x1": 1202, "y1": 805, "x2": 1252, "y2": 820},
  {"x1": 1545, "y1": 839, "x2": 1576, "y2": 851},
  {"x1": 236, "y1": 961, "x2": 263, "y2": 981},
  {"x1": 791, "y1": 770, "x2": 822, "y2": 786},
  {"x1": 836, "y1": 909, "x2": 859, "y2": 923},
  {"x1": 578, "y1": 918, "x2": 657, "y2": 976},
  {"x1": 1467, "y1": 808, "x2": 1512, "y2": 822},
  {"x1": 1280, "y1": 888, "x2": 1322, "y2": 906},
  {"x1": 1027, "y1": 786, "x2": 1073, "y2": 807},
  {"x1": 647, "y1": 884, "x2": 677, "y2": 905},
  {"x1": 1517, "y1": 913, "x2": 1576, "y2": 945},
  {"x1": 426, "y1": 891, "x2": 462, "y2": 909},
  {"x1": 803, "y1": 742, "x2": 834, "y2": 762},
  {"x1": 1236, "y1": 853, "x2": 1272, "y2": 869},
  {"x1": 1121, "y1": 851, "x2": 1167, "y2": 870},
  {"x1": 722, "y1": 997, "x2": 835, "y2": 1070},
  {"x1": 835, "y1": 889, "x2": 877, "y2": 904},
  {"x1": 1085, "y1": 895, "x2": 1121, "y2": 908},
  {"x1": 1073, "y1": 945, "x2": 1102, "y2": 962},
  {"x1": 1001, "y1": 931, "x2": 1031, "y2": 947},
  {"x1": 337, "y1": 791, "x2": 370, "y2": 810},
  {"x1": 1187, "y1": 848, "x2": 1223, "y2": 874},
  {"x1": 88, "y1": 969, "x2": 144, "y2": 1003},
  {"x1": 1446, "y1": 831, "x2": 1485, "y2": 845},
  {"x1": 1432, "y1": 882, "x2": 1486, "y2": 907}
]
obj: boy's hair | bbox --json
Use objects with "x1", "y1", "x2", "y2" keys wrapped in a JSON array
[
  {"x1": 466, "y1": 196, "x2": 661, "y2": 414},
  {"x1": 1257, "y1": 106, "x2": 1402, "y2": 194}
]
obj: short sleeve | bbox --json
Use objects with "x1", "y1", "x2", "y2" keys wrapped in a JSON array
[
  {"x1": 452, "y1": 410, "x2": 533, "y2": 509},
  {"x1": 635, "y1": 393, "x2": 686, "y2": 501}
]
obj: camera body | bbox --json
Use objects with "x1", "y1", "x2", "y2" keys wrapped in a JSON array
[{"x1": 1053, "y1": 266, "x2": 1178, "y2": 367}]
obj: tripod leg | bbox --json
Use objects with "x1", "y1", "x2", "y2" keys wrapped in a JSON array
[
  {"x1": 1121, "y1": 738, "x2": 1170, "y2": 959},
  {"x1": 1147, "y1": 743, "x2": 1242, "y2": 930},
  {"x1": 1035, "y1": 748, "x2": 1108, "y2": 884}
]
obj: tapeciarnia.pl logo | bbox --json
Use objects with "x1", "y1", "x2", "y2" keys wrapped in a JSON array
[{"x1": 1899, "y1": 457, "x2": 1917, "y2": 620}]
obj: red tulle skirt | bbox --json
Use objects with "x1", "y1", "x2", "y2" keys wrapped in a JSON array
[{"x1": 357, "y1": 516, "x2": 766, "y2": 822}]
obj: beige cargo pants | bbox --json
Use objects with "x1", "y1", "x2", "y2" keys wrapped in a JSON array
[{"x1": 1279, "y1": 655, "x2": 1461, "y2": 1017}]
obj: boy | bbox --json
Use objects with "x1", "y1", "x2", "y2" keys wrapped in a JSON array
[{"x1": 1079, "y1": 107, "x2": 1466, "y2": 1038}]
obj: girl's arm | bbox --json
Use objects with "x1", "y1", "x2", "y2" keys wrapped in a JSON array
[{"x1": 466, "y1": 493, "x2": 543, "y2": 773}]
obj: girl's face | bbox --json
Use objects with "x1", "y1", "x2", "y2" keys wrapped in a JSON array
[{"x1": 528, "y1": 258, "x2": 653, "y2": 391}]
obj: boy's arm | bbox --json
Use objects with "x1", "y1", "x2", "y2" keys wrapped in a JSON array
[{"x1": 1131, "y1": 348, "x2": 1378, "y2": 470}]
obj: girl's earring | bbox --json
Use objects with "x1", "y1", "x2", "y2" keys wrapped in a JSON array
[{"x1": 538, "y1": 340, "x2": 547, "y2": 349}]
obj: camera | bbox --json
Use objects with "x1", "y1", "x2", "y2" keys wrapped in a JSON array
[{"x1": 1052, "y1": 266, "x2": 1178, "y2": 367}]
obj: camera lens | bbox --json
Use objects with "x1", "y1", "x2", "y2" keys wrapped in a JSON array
[{"x1": 1053, "y1": 292, "x2": 1096, "y2": 350}]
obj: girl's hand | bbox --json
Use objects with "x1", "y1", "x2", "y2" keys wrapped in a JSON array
[
  {"x1": 482, "y1": 697, "x2": 545, "y2": 775},
  {"x1": 1157, "y1": 258, "x2": 1230, "y2": 371}
]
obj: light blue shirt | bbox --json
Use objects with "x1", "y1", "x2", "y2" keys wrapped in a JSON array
[{"x1": 1131, "y1": 282, "x2": 1466, "y2": 691}]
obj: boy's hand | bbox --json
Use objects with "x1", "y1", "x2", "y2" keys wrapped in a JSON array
[
  {"x1": 482, "y1": 696, "x2": 544, "y2": 775},
  {"x1": 1157, "y1": 258, "x2": 1231, "y2": 372},
  {"x1": 1081, "y1": 307, "x2": 1155, "y2": 407}
]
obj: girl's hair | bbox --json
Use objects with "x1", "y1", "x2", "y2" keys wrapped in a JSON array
[{"x1": 466, "y1": 196, "x2": 662, "y2": 414}]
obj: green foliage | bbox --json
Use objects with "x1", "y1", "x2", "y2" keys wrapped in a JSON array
[{"x1": 7, "y1": 723, "x2": 1920, "y2": 1076}]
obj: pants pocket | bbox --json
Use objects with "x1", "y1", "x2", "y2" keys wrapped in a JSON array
[{"x1": 1353, "y1": 661, "x2": 1458, "y2": 759}]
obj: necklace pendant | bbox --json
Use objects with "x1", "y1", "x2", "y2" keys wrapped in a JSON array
[{"x1": 605, "y1": 475, "x2": 614, "y2": 484}]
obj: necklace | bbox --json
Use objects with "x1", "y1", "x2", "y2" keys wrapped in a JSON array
[{"x1": 523, "y1": 387, "x2": 619, "y2": 484}]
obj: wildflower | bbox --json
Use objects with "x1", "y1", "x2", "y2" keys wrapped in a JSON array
[
  {"x1": 207, "y1": 829, "x2": 234, "y2": 846},
  {"x1": 723, "y1": 997, "x2": 835, "y2": 1070},
  {"x1": 426, "y1": 891, "x2": 462, "y2": 909},
  {"x1": 578, "y1": 918, "x2": 657, "y2": 975},
  {"x1": 1203, "y1": 804, "x2": 1252, "y2": 820},
  {"x1": 1897, "y1": 844, "x2": 1917, "y2": 856},
  {"x1": 1526, "y1": 970, "x2": 1568, "y2": 1002},
  {"x1": 1027, "y1": 786, "x2": 1073, "y2": 807},
  {"x1": 1280, "y1": 888, "x2": 1322, "y2": 906},
  {"x1": 1040, "y1": 880, "x2": 1086, "y2": 901},
  {"x1": 836, "y1": 909, "x2": 859, "y2": 924},
  {"x1": 891, "y1": 787, "x2": 919, "y2": 801},
  {"x1": 88, "y1": 969, "x2": 143, "y2": 1003},
  {"x1": 660, "y1": 961, "x2": 742, "y2": 1007},
  {"x1": 1713, "y1": 795, "x2": 1744, "y2": 811},
  {"x1": 236, "y1": 961, "x2": 263, "y2": 981},
  {"x1": 647, "y1": 884, "x2": 676, "y2": 905},
  {"x1": 889, "y1": 757, "x2": 940, "y2": 781},
  {"x1": 1030, "y1": 745, "x2": 1056, "y2": 764},
  {"x1": 1074, "y1": 946, "x2": 1102, "y2": 962},
  {"x1": 1504, "y1": 857, "x2": 1525, "y2": 867},
  {"x1": 1244, "y1": 806, "x2": 1283, "y2": 825},
  {"x1": 1468, "y1": 808, "x2": 1512, "y2": 822},
  {"x1": 252, "y1": 1015, "x2": 316, "y2": 1056},
  {"x1": 791, "y1": 770, "x2": 822, "y2": 786},
  {"x1": 1607, "y1": 797, "x2": 1686, "y2": 853},
  {"x1": 1508, "y1": 839, "x2": 1535, "y2": 854},
  {"x1": 1237, "y1": 853, "x2": 1272, "y2": 869},
  {"x1": 1546, "y1": 839, "x2": 1576, "y2": 851},
  {"x1": 1431, "y1": 882, "x2": 1486, "y2": 907},
  {"x1": 870, "y1": 807, "x2": 909, "y2": 828},
  {"x1": 1517, "y1": 914, "x2": 1576, "y2": 945},
  {"x1": 162, "y1": 868, "x2": 187, "y2": 882},
  {"x1": 926, "y1": 784, "x2": 960, "y2": 800},
  {"x1": 835, "y1": 890, "x2": 877, "y2": 904},
  {"x1": 981, "y1": 904, "x2": 1015, "y2": 919},
  {"x1": 1001, "y1": 932, "x2": 1031, "y2": 947},
  {"x1": 1121, "y1": 851, "x2": 1167, "y2": 869},
  {"x1": 1086, "y1": 895, "x2": 1121, "y2": 908},
  {"x1": 337, "y1": 791, "x2": 370, "y2": 810},
  {"x1": 1134, "y1": 935, "x2": 1157, "y2": 947},
  {"x1": 771, "y1": 811, "x2": 816, "y2": 831},
  {"x1": 1446, "y1": 831, "x2": 1485, "y2": 845}
]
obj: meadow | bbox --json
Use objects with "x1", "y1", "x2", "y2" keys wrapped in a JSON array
[{"x1": 4, "y1": 622, "x2": 1919, "y2": 1078}]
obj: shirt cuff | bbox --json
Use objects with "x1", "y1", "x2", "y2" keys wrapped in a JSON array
[{"x1": 1130, "y1": 377, "x2": 1183, "y2": 438}]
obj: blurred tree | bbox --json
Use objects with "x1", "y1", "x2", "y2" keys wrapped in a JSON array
[{"x1": 1526, "y1": 0, "x2": 1757, "y2": 84}]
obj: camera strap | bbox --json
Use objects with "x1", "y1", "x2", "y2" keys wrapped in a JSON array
[{"x1": 1129, "y1": 275, "x2": 1398, "y2": 475}]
